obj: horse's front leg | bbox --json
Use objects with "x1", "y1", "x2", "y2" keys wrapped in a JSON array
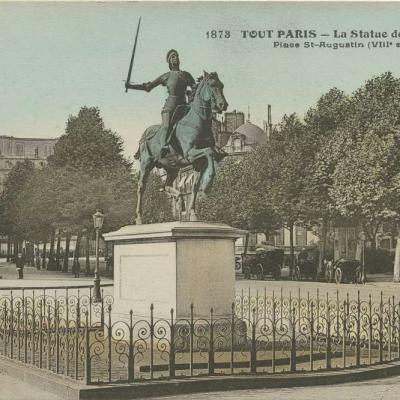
[
  {"x1": 164, "y1": 169, "x2": 186, "y2": 219},
  {"x1": 186, "y1": 148, "x2": 217, "y2": 220},
  {"x1": 187, "y1": 170, "x2": 201, "y2": 221},
  {"x1": 136, "y1": 162, "x2": 153, "y2": 225}
]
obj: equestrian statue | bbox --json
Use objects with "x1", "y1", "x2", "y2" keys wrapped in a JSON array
[{"x1": 125, "y1": 21, "x2": 228, "y2": 224}]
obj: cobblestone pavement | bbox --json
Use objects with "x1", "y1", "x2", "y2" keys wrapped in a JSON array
[
  {"x1": 0, "y1": 371, "x2": 62, "y2": 400},
  {"x1": 150, "y1": 376, "x2": 400, "y2": 400}
]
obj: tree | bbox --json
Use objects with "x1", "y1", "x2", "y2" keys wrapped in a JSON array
[
  {"x1": 321, "y1": 73, "x2": 400, "y2": 281},
  {"x1": 48, "y1": 106, "x2": 131, "y2": 174},
  {"x1": 0, "y1": 160, "x2": 35, "y2": 256},
  {"x1": 250, "y1": 114, "x2": 314, "y2": 275},
  {"x1": 304, "y1": 88, "x2": 350, "y2": 273},
  {"x1": 197, "y1": 155, "x2": 280, "y2": 235}
]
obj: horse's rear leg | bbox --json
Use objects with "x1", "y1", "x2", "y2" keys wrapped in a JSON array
[
  {"x1": 164, "y1": 169, "x2": 185, "y2": 218},
  {"x1": 136, "y1": 162, "x2": 153, "y2": 225}
]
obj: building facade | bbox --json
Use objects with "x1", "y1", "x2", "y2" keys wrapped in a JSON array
[
  {"x1": 0, "y1": 136, "x2": 57, "y2": 193},
  {"x1": 0, "y1": 136, "x2": 57, "y2": 256}
]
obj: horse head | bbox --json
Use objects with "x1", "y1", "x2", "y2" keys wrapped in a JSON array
[{"x1": 195, "y1": 71, "x2": 228, "y2": 114}]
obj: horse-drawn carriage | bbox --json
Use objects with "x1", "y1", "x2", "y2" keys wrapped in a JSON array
[
  {"x1": 242, "y1": 248, "x2": 284, "y2": 280},
  {"x1": 294, "y1": 247, "x2": 319, "y2": 281},
  {"x1": 326, "y1": 258, "x2": 363, "y2": 284}
]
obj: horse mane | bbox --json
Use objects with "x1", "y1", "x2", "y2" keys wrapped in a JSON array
[{"x1": 190, "y1": 76, "x2": 205, "y2": 100}]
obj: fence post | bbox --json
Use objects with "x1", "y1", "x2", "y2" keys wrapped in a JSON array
[
  {"x1": 150, "y1": 304, "x2": 154, "y2": 380},
  {"x1": 230, "y1": 302, "x2": 234, "y2": 375},
  {"x1": 379, "y1": 292, "x2": 383, "y2": 363},
  {"x1": 24, "y1": 297, "x2": 28, "y2": 363},
  {"x1": 389, "y1": 297, "x2": 392, "y2": 361},
  {"x1": 10, "y1": 291, "x2": 14, "y2": 359},
  {"x1": 128, "y1": 310, "x2": 134, "y2": 382},
  {"x1": 272, "y1": 291, "x2": 276, "y2": 373},
  {"x1": 47, "y1": 304, "x2": 51, "y2": 370},
  {"x1": 250, "y1": 308, "x2": 257, "y2": 374},
  {"x1": 65, "y1": 289, "x2": 70, "y2": 377},
  {"x1": 310, "y1": 302, "x2": 314, "y2": 371},
  {"x1": 84, "y1": 312, "x2": 91, "y2": 385},
  {"x1": 55, "y1": 300, "x2": 60, "y2": 374},
  {"x1": 368, "y1": 295, "x2": 372, "y2": 365},
  {"x1": 290, "y1": 307, "x2": 296, "y2": 372},
  {"x1": 326, "y1": 302, "x2": 332, "y2": 370},
  {"x1": 398, "y1": 301, "x2": 400, "y2": 360},
  {"x1": 107, "y1": 305, "x2": 112, "y2": 383},
  {"x1": 209, "y1": 307, "x2": 214, "y2": 375},
  {"x1": 74, "y1": 300, "x2": 79, "y2": 380},
  {"x1": 169, "y1": 308, "x2": 175, "y2": 379},
  {"x1": 31, "y1": 291, "x2": 36, "y2": 366},
  {"x1": 39, "y1": 300, "x2": 43, "y2": 369},
  {"x1": 101, "y1": 290, "x2": 105, "y2": 328},
  {"x1": 342, "y1": 300, "x2": 347, "y2": 369},
  {"x1": 190, "y1": 303, "x2": 194, "y2": 377},
  {"x1": 2, "y1": 302, "x2": 8, "y2": 357},
  {"x1": 356, "y1": 291, "x2": 361, "y2": 367},
  {"x1": 17, "y1": 303, "x2": 21, "y2": 361}
]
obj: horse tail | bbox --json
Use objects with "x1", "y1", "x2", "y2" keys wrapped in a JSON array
[{"x1": 134, "y1": 125, "x2": 160, "y2": 161}]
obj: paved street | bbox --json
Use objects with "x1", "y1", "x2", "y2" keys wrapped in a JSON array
[
  {"x1": 0, "y1": 259, "x2": 113, "y2": 288},
  {"x1": 237, "y1": 276, "x2": 399, "y2": 303},
  {"x1": 150, "y1": 376, "x2": 400, "y2": 400},
  {"x1": 0, "y1": 372, "x2": 399, "y2": 400},
  {"x1": 0, "y1": 371, "x2": 62, "y2": 400}
]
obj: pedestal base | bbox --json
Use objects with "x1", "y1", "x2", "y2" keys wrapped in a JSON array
[{"x1": 103, "y1": 221, "x2": 246, "y2": 319}]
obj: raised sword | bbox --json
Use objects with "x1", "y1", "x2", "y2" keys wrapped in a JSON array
[{"x1": 125, "y1": 17, "x2": 141, "y2": 93}]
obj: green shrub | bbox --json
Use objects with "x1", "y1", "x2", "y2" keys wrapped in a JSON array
[{"x1": 364, "y1": 248, "x2": 394, "y2": 273}]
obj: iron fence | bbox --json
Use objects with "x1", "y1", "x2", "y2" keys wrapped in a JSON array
[{"x1": 0, "y1": 287, "x2": 399, "y2": 384}]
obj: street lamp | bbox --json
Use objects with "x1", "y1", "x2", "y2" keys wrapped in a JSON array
[{"x1": 93, "y1": 210, "x2": 104, "y2": 302}]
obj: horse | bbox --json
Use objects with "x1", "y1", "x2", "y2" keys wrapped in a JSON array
[{"x1": 134, "y1": 71, "x2": 228, "y2": 224}]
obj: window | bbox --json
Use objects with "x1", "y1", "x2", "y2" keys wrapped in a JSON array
[
  {"x1": 233, "y1": 138, "x2": 242, "y2": 152},
  {"x1": 15, "y1": 143, "x2": 24, "y2": 156},
  {"x1": 296, "y1": 226, "x2": 307, "y2": 247},
  {"x1": 34, "y1": 147, "x2": 39, "y2": 158}
]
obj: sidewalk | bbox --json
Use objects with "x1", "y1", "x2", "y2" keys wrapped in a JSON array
[{"x1": 0, "y1": 259, "x2": 113, "y2": 288}]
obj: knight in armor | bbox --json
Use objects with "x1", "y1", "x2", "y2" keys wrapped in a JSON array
[{"x1": 125, "y1": 49, "x2": 195, "y2": 157}]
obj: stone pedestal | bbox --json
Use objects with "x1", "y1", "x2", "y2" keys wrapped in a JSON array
[{"x1": 103, "y1": 221, "x2": 246, "y2": 319}]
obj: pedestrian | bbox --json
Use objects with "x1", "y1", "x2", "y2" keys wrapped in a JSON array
[
  {"x1": 16, "y1": 253, "x2": 25, "y2": 279},
  {"x1": 72, "y1": 259, "x2": 80, "y2": 278}
]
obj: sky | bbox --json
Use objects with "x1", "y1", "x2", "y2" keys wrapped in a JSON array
[{"x1": 2, "y1": 2, "x2": 400, "y2": 159}]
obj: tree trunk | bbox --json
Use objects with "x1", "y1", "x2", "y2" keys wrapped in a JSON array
[
  {"x1": 85, "y1": 233, "x2": 90, "y2": 276},
  {"x1": 6, "y1": 237, "x2": 11, "y2": 262},
  {"x1": 393, "y1": 224, "x2": 400, "y2": 283},
  {"x1": 42, "y1": 242, "x2": 47, "y2": 269},
  {"x1": 47, "y1": 228, "x2": 56, "y2": 270},
  {"x1": 13, "y1": 238, "x2": 18, "y2": 261},
  {"x1": 55, "y1": 230, "x2": 61, "y2": 270},
  {"x1": 318, "y1": 216, "x2": 328, "y2": 276},
  {"x1": 289, "y1": 223, "x2": 295, "y2": 278},
  {"x1": 73, "y1": 232, "x2": 82, "y2": 272},
  {"x1": 63, "y1": 232, "x2": 71, "y2": 273}
]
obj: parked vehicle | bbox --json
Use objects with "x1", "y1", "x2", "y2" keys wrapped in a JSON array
[
  {"x1": 242, "y1": 248, "x2": 284, "y2": 280},
  {"x1": 294, "y1": 247, "x2": 319, "y2": 281},
  {"x1": 326, "y1": 258, "x2": 363, "y2": 284}
]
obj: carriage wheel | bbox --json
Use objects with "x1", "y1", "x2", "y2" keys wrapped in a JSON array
[
  {"x1": 294, "y1": 265, "x2": 302, "y2": 281},
  {"x1": 335, "y1": 268, "x2": 343, "y2": 284},
  {"x1": 244, "y1": 267, "x2": 251, "y2": 280},
  {"x1": 256, "y1": 264, "x2": 264, "y2": 280}
]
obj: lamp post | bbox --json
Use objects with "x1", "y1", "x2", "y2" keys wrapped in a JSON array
[{"x1": 93, "y1": 210, "x2": 104, "y2": 303}]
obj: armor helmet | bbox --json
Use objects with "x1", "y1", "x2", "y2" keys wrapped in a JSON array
[{"x1": 166, "y1": 49, "x2": 179, "y2": 64}]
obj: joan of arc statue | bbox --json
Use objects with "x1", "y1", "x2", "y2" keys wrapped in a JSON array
[{"x1": 125, "y1": 49, "x2": 196, "y2": 157}]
